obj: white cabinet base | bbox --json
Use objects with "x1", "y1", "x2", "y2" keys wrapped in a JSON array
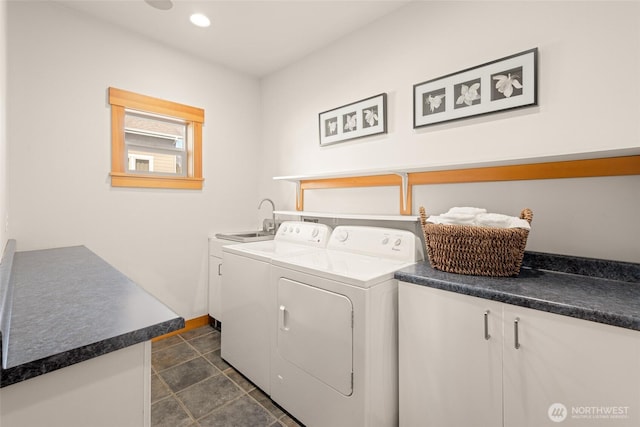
[
  {"x1": 209, "y1": 237, "x2": 231, "y2": 321},
  {"x1": 399, "y1": 281, "x2": 640, "y2": 427},
  {"x1": 503, "y1": 305, "x2": 640, "y2": 427},
  {"x1": 0, "y1": 342, "x2": 151, "y2": 427},
  {"x1": 399, "y1": 282, "x2": 503, "y2": 427}
]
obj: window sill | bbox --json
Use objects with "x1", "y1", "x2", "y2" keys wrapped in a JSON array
[{"x1": 110, "y1": 172, "x2": 204, "y2": 190}]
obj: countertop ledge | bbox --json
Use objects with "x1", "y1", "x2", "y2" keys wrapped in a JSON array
[
  {"x1": 395, "y1": 251, "x2": 640, "y2": 332},
  {"x1": 0, "y1": 242, "x2": 184, "y2": 388}
]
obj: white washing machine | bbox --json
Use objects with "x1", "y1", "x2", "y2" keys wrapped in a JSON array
[
  {"x1": 221, "y1": 221, "x2": 332, "y2": 394},
  {"x1": 270, "y1": 226, "x2": 424, "y2": 427}
]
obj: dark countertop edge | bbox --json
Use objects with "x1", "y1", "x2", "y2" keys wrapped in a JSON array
[
  {"x1": 394, "y1": 269, "x2": 640, "y2": 332},
  {"x1": 0, "y1": 316, "x2": 184, "y2": 388},
  {"x1": 0, "y1": 239, "x2": 17, "y2": 370}
]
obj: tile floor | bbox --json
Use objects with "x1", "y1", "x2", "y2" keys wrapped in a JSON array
[{"x1": 151, "y1": 325, "x2": 303, "y2": 427}]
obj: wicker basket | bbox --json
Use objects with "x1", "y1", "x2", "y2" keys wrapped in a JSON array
[{"x1": 419, "y1": 206, "x2": 533, "y2": 277}]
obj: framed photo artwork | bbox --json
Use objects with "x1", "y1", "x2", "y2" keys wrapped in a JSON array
[
  {"x1": 319, "y1": 93, "x2": 387, "y2": 146},
  {"x1": 413, "y1": 48, "x2": 538, "y2": 128}
]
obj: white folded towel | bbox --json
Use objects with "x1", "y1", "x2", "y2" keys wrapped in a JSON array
[
  {"x1": 507, "y1": 218, "x2": 532, "y2": 230},
  {"x1": 475, "y1": 213, "x2": 511, "y2": 228},
  {"x1": 447, "y1": 207, "x2": 487, "y2": 215},
  {"x1": 442, "y1": 213, "x2": 476, "y2": 221},
  {"x1": 427, "y1": 216, "x2": 476, "y2": 225},
  {"x1": 427, "y1": 209, "x2": 476, "y2": 225},
  {"x1": 427, "y1": 207, "x2": 530, "y2": 230}
]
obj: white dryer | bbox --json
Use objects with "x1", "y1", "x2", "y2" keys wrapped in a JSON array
[
  {"x1": 270, "y1": 226, "x2": 424, "y2": 427},
  {"x1": 221, "y1": 221, "x2": 332, "y2": 394}
]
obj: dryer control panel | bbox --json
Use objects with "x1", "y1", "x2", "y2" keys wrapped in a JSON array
[{"x1": 327, "y1": 226, "x2": 424, "y2": 262}]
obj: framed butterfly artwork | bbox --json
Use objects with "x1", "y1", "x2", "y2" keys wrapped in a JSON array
[
  {"x1": 319, "y1": 93, "x2": 387, "y2": 146},
  {"x1": 413, "y1": 48, "x2": 538, "y2": 128}
]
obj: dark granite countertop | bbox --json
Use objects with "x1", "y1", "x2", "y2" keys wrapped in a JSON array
[
  {"x1": 395, "y1": 251, "x2": 640, "y2": 332},
  {"x1": 0, "y1": 242, "x2": 184, "y2": 387}
]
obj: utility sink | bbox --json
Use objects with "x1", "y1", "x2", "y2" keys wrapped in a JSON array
[{"x1": 215, "y1": 230, "x2": 275, "y2": 243}]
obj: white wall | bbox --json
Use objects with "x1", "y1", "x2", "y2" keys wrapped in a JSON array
[
  {"x1": 7, "y1": 1, "x2": 262, "y2": 318},
  {"x1": 0, "y1": 0, "x2": 7, "y2": 252},
  {"x1": 260, "y1": 1, "x2": 640, "y2": 262},
  {"x1": 5, "y1": 0, "x2": 640, "y2": 325}
]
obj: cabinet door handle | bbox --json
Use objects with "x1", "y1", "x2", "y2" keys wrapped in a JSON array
[
  {"x1": 484, "y1": 310, "x2": 491, "y2": 340},
  {"x1": 514, "y1": 317, "x2": 521, "y2": 349},
  {"x1": 218, "y1": 263, "x2": 222, "y2": 276}
]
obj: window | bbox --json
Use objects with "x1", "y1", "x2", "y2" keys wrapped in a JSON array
[
  {"x1": 124, "y1": 111, "x2": 186, "y2": 175},
  {"x1": 108, "y1": 87, "x2": 204, "y2": 189}
]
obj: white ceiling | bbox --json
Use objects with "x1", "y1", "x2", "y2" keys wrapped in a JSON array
[{"x1": 55, "y1": 0, "x2": 412, "y2": 77}]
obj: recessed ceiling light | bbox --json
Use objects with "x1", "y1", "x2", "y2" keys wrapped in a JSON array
[
  {"x1": 190, "y1": 13, "x2": 211, "y2": 28},
  {"x1": 144, "y1": 0, "x2": 173, "y2": 11}
]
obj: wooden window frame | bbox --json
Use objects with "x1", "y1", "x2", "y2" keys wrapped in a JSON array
[{"x1": 109, "y1": 87, "x2": 204, "y2": 189}]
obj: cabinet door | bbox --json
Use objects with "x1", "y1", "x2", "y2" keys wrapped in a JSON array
[
  {"x1": 503, "y1": 305, "x2": 640, "y2": 427},
  {"x1": 399, "y1": 283, "x2": 503, "y2": 427},
  {"x1": 208, "y1": 255, "x2": 222, "y2": 319}
]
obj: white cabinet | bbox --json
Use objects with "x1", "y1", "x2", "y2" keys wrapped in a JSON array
[
  {"x1": 1, "y1": 343, "x2": 150, "y2": 427},
  {"x1": 208, "y1": 237, "x2": 228, "y2": 321},
  {"x1": 399, "y1": 283, "x2": 503, "y2": 427},
  {"x1": 399, "y1": 282, "x2": 640, "y2": 427},
  {"x1": 502, "y1": 304, "x2": 640, "y2": 427}
]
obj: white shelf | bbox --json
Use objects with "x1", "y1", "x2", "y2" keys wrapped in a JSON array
[
  {"x1": 273, "y1": 148, "x2": 640, "y2": 215},
  {"x1": 274, "y1": 210, "x2": 419, "y2": 222},
  {"x1": 272, "y1": 148, "x2": 640, "y2": 182}
]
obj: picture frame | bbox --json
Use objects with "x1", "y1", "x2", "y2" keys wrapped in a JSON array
[
  {"x1": 413, "y1": 48, "x2": 538, "y2": 128},
  {"x1": 319, "y1": 93, "x2": 387, "y2": 146}
]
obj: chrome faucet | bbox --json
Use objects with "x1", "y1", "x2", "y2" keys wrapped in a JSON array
[{"x1": 258, "y1": 198, "x2": 276, "y2": 234}]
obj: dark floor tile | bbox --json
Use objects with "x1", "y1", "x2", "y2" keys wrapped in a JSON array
[
  {"x1": 152, "y1": 341, "x2": 200, "y2": 372},
  {"x1": 151, "y1": 374, "x2": 172, "y2": 403},
  {"x1": 159, "y1": 357, "x2": 220, "y2": 393},
  {"x1": 198, "y1": 395, "x2": 277, "y2": 427},
  {"x1": 180, "y1": 325, "x2": 215, "y2": 341},
  {"x1": 189, "y1": 331, "x2": 221, "y2": 354},
  {"x1": 279, "y1": 414, "x2": 304, "y2": 427},
  {"x1": 204, "y1": 349, "x2": 230, "y2": 371},
  {"x1": 151, "y1": 396, "x2": 193, "y2": 427},
  {"x1": 249, "y1": 388, "x2": 284, "y2": 419},
  {"x1": 224, "y1": 368, "x2": 256, "y2": 392},
  {"x1": 151, "y1": 332, "x2": 300, "y2": 427},
  {"x1": 152, "y1": 335, "x2": 184, "y2": 353},
  {"x1": 176, "y1": 373, "x2": 244, "y2": 419}
]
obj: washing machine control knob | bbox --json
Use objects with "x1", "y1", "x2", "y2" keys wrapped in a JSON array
[
  {"x1": 335, "y1": 230, "x2": 349, "y2": 242},
  {"x1": 311, "y1": 228, "x2": 319, "y2": 238},
  {"x1": 382, "y1": 237, "x2": 389, "y2": 245},
  {"x1": 295, "y1": 227, "x2": 300, "y2": 233},
  {"x1": 394, "y1": 238, "x2": 402, "y2": 246}
]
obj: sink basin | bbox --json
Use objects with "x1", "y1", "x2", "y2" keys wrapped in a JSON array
[{"x1": 215, "y1": 230, "x2": 275, "y2": 243}]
